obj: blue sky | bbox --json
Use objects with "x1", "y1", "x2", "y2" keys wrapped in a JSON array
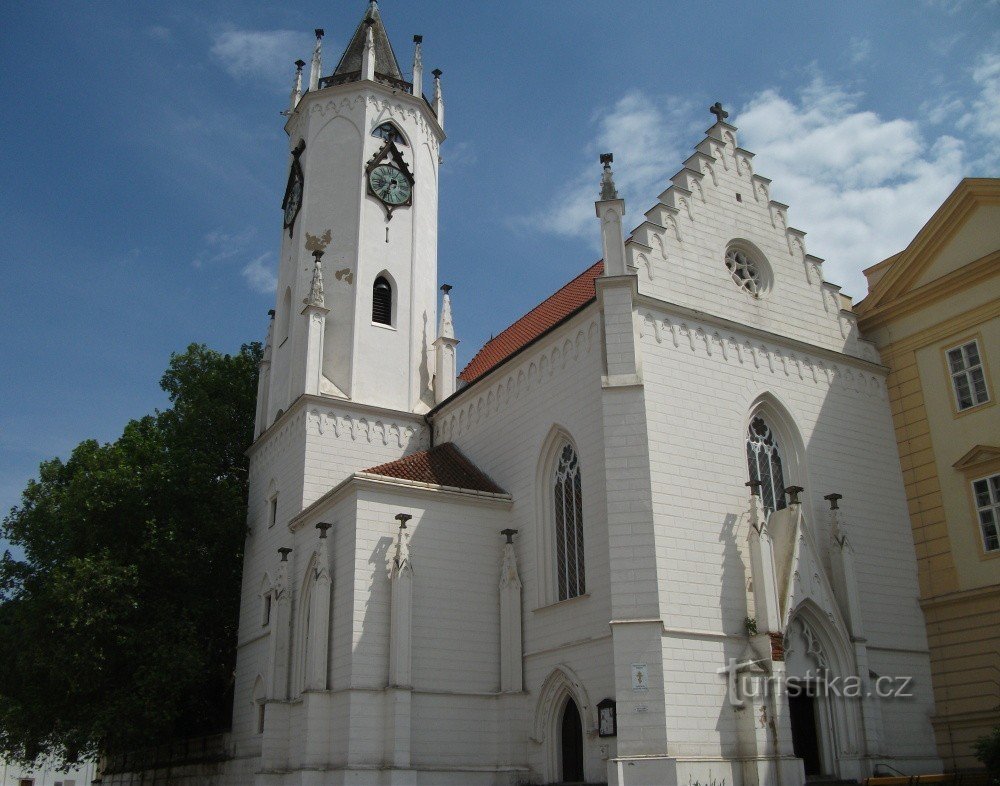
[{"x1": 1, "y1": 0, "x2": 998, "y2": 526}]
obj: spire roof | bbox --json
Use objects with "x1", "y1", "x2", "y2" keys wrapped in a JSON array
[{"x1": 333, "y1": 2, "x2": 404, "y2": 81}]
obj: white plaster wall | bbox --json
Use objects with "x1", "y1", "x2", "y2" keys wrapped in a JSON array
[
  {"x1": 434, "y1": 308, "x2": 617, "y2": 781},
  {"x1": 265, "y1": 82, "x2": 443, "y2": 423},
  {"x1": 639, "y1": 302, "x2": 937, "y2": 761},
  {"x1": 345, "y1": 487, "x2": 515, "y2": 769},
  {"x1": 302, "y1": 400, "x2": 428, "y2": 508},
  {"x1": 627, "y1": 123, "x2": 868, "y2": 360}
]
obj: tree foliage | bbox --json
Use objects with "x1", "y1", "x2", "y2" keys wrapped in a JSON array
[{"x1": 0, "y1": 342, "x2": 261, "y2": 767}]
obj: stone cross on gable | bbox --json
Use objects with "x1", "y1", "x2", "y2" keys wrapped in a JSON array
[{"x1": 710, "y1": 102, "x2": 729, "y2": 123}]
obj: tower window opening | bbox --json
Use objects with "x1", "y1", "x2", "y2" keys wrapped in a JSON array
[
  {"x1": 373, "y1": 276, "x2": 393, "y2": 325},
  {"x1": 372, "y1": 122, "x2": 406, "y2": 145}
]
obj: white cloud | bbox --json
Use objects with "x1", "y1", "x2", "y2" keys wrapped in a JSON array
[
  {"x1": 191, "y1": 226, "x2": 257, "y2": 268},
  {"x1": 957, "y1": 52, "x2": 1000, "y2": 146},
  {"x1": 521, "y1": 76, "x2": 970, "y2": 299},
  {"x1": 518, "y1": 92, "x2": 697, "y2": 237},
  {"x1": 211, "y1": 29, "x2": 314, "y2": 90},
  {"x1": 242, "y1": 252, "x2": 278, "y2": 294},
  {"x1": 848, "y1": 37, "x2": 871, "y2": 65},
  {"x1": 738, "y1": 77, "x2": 965, "y2": 297}
]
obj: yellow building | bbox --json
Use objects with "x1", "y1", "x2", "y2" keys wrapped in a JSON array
[{"x1": 856, "y1": 178, "x2": 1000, "y2": 771}]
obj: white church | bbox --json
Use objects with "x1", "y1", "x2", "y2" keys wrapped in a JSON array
[{"x1": 214, "y1": 4, "x2": 942, "y2": 784}]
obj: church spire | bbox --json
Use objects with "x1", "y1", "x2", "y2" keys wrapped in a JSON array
[{"x1": 332, "y1": 1, "x2": 404, "y2": 82}]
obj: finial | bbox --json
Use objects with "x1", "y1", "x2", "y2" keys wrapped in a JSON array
[
  {"x1": 278, "y1": 547, "x2": 293, "y2": 562},
  {"x1": 414, "y1": 34, "x2": 423, "y2": 44},
  {"x1": 290, "y1": 61, "x2": 305, "y2": 113},
  {"x1": 395, "y1": 513, "x2": 412, "y2": 529},
  {"x1": 824, "y1": 493, "x2": 843, "y2": 510},
  {"x1": 316, "y1": 521, "x2": 332, "y2": 538},
  {"x1": 599, "y1": 152, "x2": 619, "y2": 201},
  {"x1": 500, "y1": 528, "x2": 518, "y2": 544},
  {"x1": 745, "y1": 479, "x2": 761, "y2": 496},
  {"x1": 440, "y1": 284, "x2": 452, "y2": 294},
  {"x1": 710, "y1": 101, "x2": 729, "y2": 123},
  {"x1": 309, "y1": 32, "x2": 323, "y2": 91},
  {"x1": 431, "y1": 69, "x2": 444, "y2": 126},
  {"x1": 784, "y1": 485, "x2": 804, "y2": 506},
  {"x1": 304, "y1": 249, "x2": 326, "y2": 308}
]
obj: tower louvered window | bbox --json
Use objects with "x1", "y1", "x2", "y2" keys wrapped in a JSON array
[
  {"x1": 746, "y1": 417, "x2": 786, "y2": 514},
  {"x1": 554, "y1": 443, "x2": 585, "y2": 601},
  {"x1": 372, "y1": 276, "x2": 392, "y2": 325}
]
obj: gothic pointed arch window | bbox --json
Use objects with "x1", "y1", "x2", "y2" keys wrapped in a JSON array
[
  {"x1": 553, "y1": 442, "x2": 585, "y2": 601},
  {"x1": 372, "y1": 275, "x2": 393, "y2": 325},
  {"x1": 746, "y1": 416, "x2": 786, "y2": 514},
  {"x1": 372, "y1": 122, "x2": 407, "y2": 145}
]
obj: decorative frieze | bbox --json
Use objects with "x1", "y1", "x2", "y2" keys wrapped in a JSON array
[
  {"x1": 307, "y1": 406, "x2": 425, "y2": 449},
  {"x1": 435, "y1": 318, "x2": 599, "y2": 442},
  {"x1": 639, "y1": 309, "x2": 885, "y2": 399}
]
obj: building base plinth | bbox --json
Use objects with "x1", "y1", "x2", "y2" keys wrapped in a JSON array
[{"x1": 607, "y1": 755, "x2": 678, "y2": 786}]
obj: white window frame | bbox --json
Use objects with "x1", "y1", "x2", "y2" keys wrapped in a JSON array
[
  {"x1": 972, "y1": 473, "x2": 1000, "y2": 553},
  {"x1": 946, "y1": 339, "x2": 989, "y2": 412}
]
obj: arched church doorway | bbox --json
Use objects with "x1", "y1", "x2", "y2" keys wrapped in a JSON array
[
  {"x1": 560, "y1": 698, "x2": 584, "y2": 782},
  {"x1": 788, "y1": 680, "x2": 822, "y2": 777},
  {"x1": 784, "y1": 604, "x2": 865, "y2": 780}
]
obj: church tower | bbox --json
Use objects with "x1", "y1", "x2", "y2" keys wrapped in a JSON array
[{"x1": 258, "y1": 1, "x2": 445, "y2": 432}]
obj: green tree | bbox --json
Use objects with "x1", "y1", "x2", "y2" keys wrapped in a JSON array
[{"x1": 0, "y1": 342, "x2": 261, "y2": 767}]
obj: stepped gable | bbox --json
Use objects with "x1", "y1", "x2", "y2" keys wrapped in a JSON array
[
  {"x1": 364, "y1": 442, "x2": 507, "y2": 494},
  {"x1": 458, "y1": 260, "x2": 604, "y2": 385}
]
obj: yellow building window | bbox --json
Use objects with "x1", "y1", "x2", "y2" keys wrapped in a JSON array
[
  {"x1": 947, "y1": 339, "x2": 989, "y2": 411},
  {"x1": 973, "y1": 473, "x2": 1000, "y2": 552}
]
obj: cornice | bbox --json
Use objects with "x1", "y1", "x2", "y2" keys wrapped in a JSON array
[
  {"x1": 856, "y1": 249, "x2": 1000, "y2": 332},
  {"x1": 637, "y1": 294, "x2": 887, "y2": 375},
  {"x1": 285, "y1": 78, "x2": 445, "y2": 141},
  {"x1": 874, "y1": 299, "x2": 1000, "y2": 358},
  {"x1": 861, "y1": 178, "x2": 1000, "y2": 312},
  {"x1": 248, "y1": 393, "x2": 425, "y2": 457},
  {"x1": 287, "y1": 471, "x2": 512, "y2": 532}
]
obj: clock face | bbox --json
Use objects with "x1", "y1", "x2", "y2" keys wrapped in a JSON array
[
  {"x1": 369, "y1": 165, "x2": 411, "y2": 205},
  {"x1": 284, "y1": 174, "x2": 302, "y2": 228}
]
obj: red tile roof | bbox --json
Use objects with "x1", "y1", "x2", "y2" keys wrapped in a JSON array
[
  {"x1": 363, "y1": 442, "x2": 507, "y2": 494},
  {"x1": 458, "y1": 260, "x2": 604, "y2": 384}
]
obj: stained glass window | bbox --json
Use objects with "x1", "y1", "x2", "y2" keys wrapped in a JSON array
[
  {"x1": 746, "y1": 416, "x2": 786, "y2": 514},
  {"x1": 554, "y1": 443, "x2": 585, "y2": 601}
]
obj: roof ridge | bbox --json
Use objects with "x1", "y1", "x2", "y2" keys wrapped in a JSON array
[
  {"x1": 457, "y1": 260, "x2": 604, "y2": 384},
  {"x1": 364, "y1": 442, "x2": 507, "y2": 495}
]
